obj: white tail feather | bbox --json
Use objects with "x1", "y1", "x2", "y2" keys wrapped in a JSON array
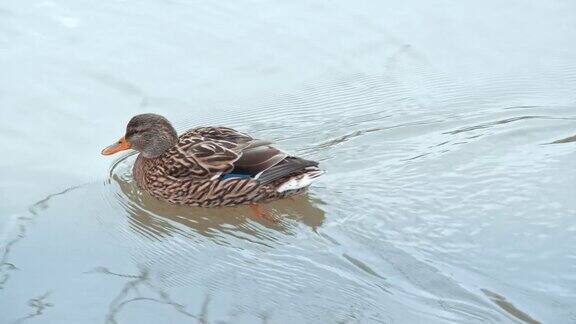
[{"x1": 276, "y1": 170, "x2": 324, "y2": 193}]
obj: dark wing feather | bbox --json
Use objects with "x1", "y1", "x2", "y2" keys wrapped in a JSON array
[
  {"x1": 257, "y1": 157, "x2": 319, "y2": 185},
  {"x1": 232, "y1": 145, "x2": 288, "y2": 176}
]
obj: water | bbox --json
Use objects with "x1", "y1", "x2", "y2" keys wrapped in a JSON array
[{"x1": 1, "y1": 0, "x2": 576, "y2": 323}]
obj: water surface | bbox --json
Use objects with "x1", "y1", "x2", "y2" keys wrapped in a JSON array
[{"x1": 1, "y1": 0, "x2": 576, "y2": 323}]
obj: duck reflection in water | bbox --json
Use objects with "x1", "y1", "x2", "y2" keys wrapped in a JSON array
[{"x1": 111, "y1": 172, "x2": 326, "y2": 243}]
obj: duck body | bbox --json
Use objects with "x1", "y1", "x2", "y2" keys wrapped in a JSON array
[{"x1": 131, "y1": 126, "x2": 322, "y2": 207}]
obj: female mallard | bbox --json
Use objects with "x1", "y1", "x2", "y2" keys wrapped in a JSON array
[{"x1": 102, "y1": 114, "x2": 323, "y2": 208}]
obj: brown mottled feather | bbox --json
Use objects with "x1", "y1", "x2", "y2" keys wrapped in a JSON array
[{"x1": 133, "y1": 126, "x2": 322, "y2": 207}]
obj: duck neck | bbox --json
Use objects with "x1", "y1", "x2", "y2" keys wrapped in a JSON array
[{"x1": 133, "y1": 154, "x2": 154, "y2": 189}]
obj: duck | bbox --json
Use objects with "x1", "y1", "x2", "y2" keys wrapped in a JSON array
[{"x1": 101, "y1": 114, "x2": 323, "y2": 210}]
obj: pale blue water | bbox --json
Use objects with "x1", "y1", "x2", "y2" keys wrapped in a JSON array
[{"x1": 1, "y1": 0, "x2": 576, "y2": 323}]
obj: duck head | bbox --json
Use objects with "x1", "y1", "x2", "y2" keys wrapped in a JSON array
[{"x1": 101, "y1": 113, "x2": 178, "y2": 158}]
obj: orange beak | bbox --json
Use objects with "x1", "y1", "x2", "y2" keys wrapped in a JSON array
[{"x1": 101, "y1": 136, "x2": 131, "y2": 155}]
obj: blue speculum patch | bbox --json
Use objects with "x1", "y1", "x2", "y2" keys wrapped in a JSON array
[{"x1": 221, "y1": 173, "x2": 252, "y2": 180}]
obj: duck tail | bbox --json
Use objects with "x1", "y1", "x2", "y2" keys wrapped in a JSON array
[
  {"x1": 275, "y1": 167, "x2": 324, "y2": 193},
  {"x1": 256, "y1": 157, "x2": 322, "y2": 188}
]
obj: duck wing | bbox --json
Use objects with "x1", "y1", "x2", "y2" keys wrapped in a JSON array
[
  {"x1": 256, "y1": 156, "x2": 319, "y2": 185},
  {"x1": 231, "y1": 144, "x2": 288, "y2": 177},
  {"x1": 161, "y1": 139, "x2": 239, "y2": 179},
  {"x1": 160, "y1": 127, "x2": 244, "y2": 179},
  {"x1": 165, "y1": 126, "x2": 318, "y2": 183},
  {"x1": 163, "y1": 127, "x2": 283, "y2": 180},
  {"x1": 191, "y1": 127, "x2": 293, "y2": 178}
]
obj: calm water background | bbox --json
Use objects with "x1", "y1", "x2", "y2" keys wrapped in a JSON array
[{"x1": 1, "y1": 0, "x2": 576, "y2": 323}]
